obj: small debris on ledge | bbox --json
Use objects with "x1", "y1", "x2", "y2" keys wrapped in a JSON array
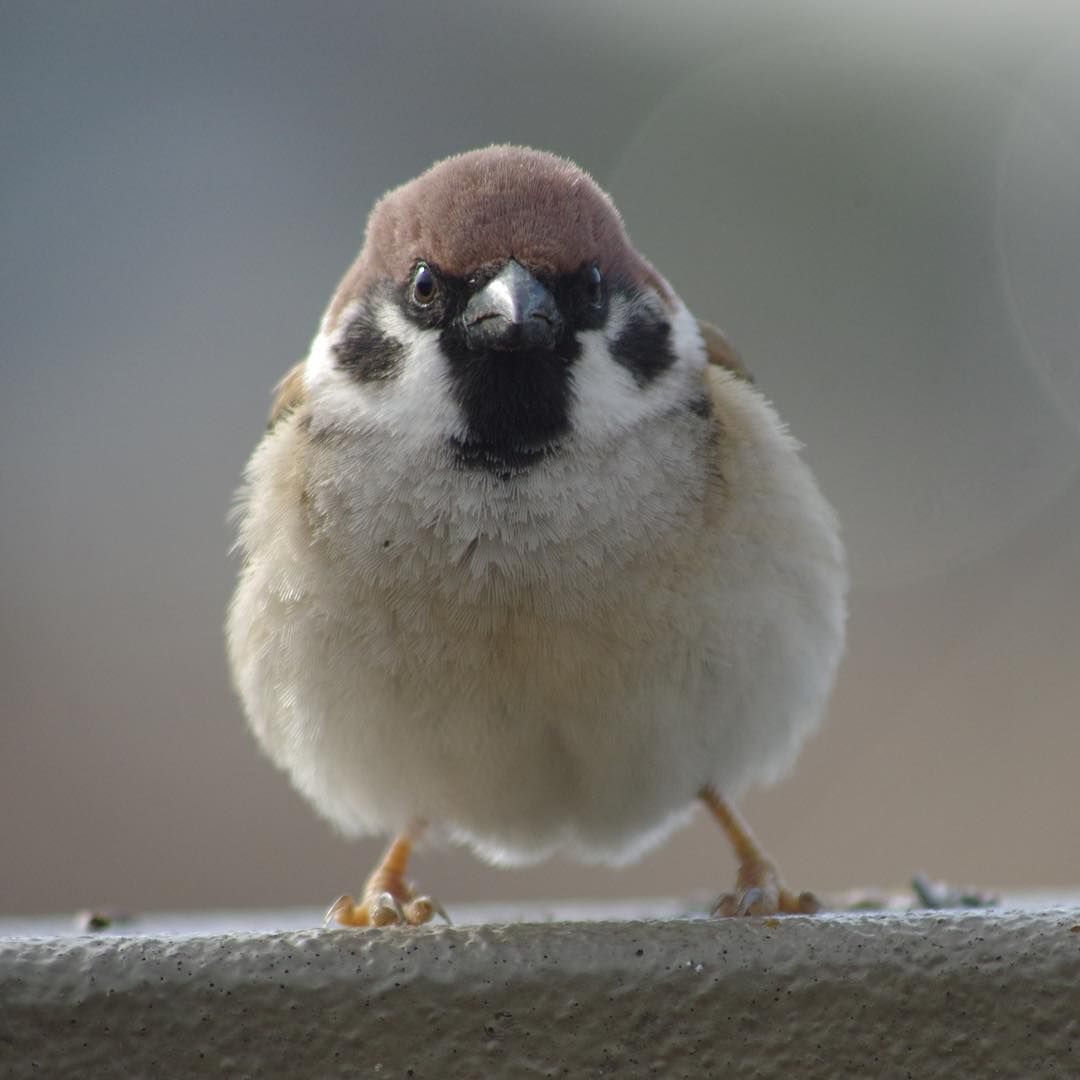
[{"x1": 73, "y1": 910, "x2": 135, "y2": 933}]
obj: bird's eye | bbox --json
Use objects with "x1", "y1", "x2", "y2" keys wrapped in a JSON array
[
  {"x1": 410, "y1": 263, "x2": 439, "y2": 306},
  {"x1": 584, "y1": 263, "x2": 604, "y2": 307}
]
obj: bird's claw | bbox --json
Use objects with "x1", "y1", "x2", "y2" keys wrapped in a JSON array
[
  {"x1": 407, "y1": 895, "x2": 452, "y2": 925},
  {"x1": 371, "y1": 891, "x2": 406, "y2": 926},
  {"x1": 711, "y1": 859, "x2": 822, "y2": 917},
  {"x1": 325, "y1": 894, "x2": 355, "y2": 927},
  {"x1": 712, "y1": 886, "x2": 771, "y2": 917},
  {"x1": 325, "y1": 887, "x2": 446, "y2": 928}
]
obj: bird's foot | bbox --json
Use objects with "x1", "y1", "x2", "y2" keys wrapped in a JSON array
[
  {"x1": 325, "y1": 884, "x2": 446, "y2": 928},
  {"x1": 712, "y1": 856, "x2": 821, "y2": 917},
  {"x1": 324, "y1": 833, "x2": 449, "y2": 928},
  {"x1": 700, "y1": 788, "x2": 821, "y2": 917}
]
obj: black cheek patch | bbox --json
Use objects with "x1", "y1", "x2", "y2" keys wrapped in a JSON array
[
  {"x1": 332, "y1": 308, "x2": 406, "y2": 381},
  {"x1": 611, "y1": 309, "x2": 677, "y2": 387}
]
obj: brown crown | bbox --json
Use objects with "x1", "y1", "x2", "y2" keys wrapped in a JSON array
[{"x1": 327, "y1": 146, "x2": 668, "y2": 326}]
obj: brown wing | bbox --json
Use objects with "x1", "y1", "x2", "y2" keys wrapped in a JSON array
[
  {"x1": 698, "y1": 320, "x2": 752, "y2": 382},
  {"x1": 268, "y1": 362, "x2": 307, "y2": 429}
]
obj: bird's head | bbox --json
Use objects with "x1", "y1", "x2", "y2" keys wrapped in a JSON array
[{"x1": 303, "y1": 146, "x2": 708, "y2": 475}]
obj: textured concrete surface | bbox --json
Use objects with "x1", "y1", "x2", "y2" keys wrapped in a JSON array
[{"x1": 3, "y1": 905, "x2": 1080, "y2": 1078}]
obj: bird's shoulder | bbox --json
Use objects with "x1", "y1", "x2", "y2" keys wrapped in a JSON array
[
  {"x1": 697, "y1": 319, "x2": 751, "y2": 382},
  {"x1": 268, "y1": 361, "x2": 307, "y2": 429}
]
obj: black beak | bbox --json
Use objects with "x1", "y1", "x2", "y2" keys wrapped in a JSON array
[{"x1": 463, "y1": 260, "x2": 562, "y2": 352}]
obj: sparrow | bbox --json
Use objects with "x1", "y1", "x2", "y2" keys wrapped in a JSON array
[{"x1": 227, "y1": 146, "x2": 847, "y2": 927}]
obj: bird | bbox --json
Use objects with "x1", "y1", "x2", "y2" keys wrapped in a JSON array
[{"x1": 226, "y1": 146, "x2": 847, "y2": 927}]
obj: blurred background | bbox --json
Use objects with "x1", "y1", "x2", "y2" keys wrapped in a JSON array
[{"x1": 3, "y1": 1, "x2": 1078, "y2": 916}]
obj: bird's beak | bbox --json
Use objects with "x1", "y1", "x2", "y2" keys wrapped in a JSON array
[{"x1": 463, "y1": 260, "x2": 562, "y2": 352}]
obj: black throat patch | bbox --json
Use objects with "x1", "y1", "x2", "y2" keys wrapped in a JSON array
[{"x1": 440, "y1": 333, "x2": 580, "y2": 472}]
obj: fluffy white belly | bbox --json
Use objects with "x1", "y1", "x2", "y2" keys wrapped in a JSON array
[
  {"x1": 231, "y1": 509, "x2": 840, "y2": 866},
  {"x1": 242, "y1": 586, "x2": 707, "y2": 862}
]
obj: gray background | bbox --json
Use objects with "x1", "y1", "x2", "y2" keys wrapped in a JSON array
[{"x1": 3, "y1": 1, "x2": 1078, "y2": 916}]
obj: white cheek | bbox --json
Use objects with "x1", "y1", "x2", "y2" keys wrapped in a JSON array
[
  {"x1": 302, "y1": 300, "x2": 356, "y2": 391},
  {"x1": 570, "y1": 294, "x2": 707, "y2": 443},
  {"x1": 571, "y1": 310, "x2": 650, "y2": 440},
  {"x1": 372, "y1": 305, "x2": 464, "y2": 442},
  {"x1": 668, "y1": 297, "x2": 708, "y2": 373},
  {"x1": 304, "y1": 300, "x2": 462, "y2": 446}
]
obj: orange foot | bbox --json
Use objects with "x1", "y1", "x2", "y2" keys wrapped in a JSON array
[
  {"x1": 325, "y1": 832, "x2": 449, "y2": 928},
  {"x1": 712, "y1": 856, "x2": 821, "y2": 916},
  {"x1": 701, "y1": 787, "x2": 822, "y2": 917}
]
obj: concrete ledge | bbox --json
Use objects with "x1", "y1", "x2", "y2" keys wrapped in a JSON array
[{"x1": 3, "y1": 904, "x2": 1080, "y2": 1078}]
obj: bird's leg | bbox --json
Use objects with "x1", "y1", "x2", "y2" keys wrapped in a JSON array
[
  {"x1": 325, "y1": 824, "x2": 448, "y2": 928},
  {"x1": 701, "y1": 787, "x2": 821, "y2": 916}
]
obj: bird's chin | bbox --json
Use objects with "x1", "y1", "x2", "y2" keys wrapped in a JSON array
[{"x1": 448, "y1": 436, "x2": 560, "y2": 476}]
